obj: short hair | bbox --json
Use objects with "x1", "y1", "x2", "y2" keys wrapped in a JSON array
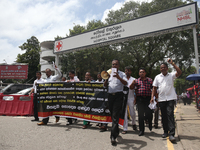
[
  {"x1": 86, "y1": 72, "x2": 91, "y2": 76},
  {"x1": 125, "y1": 66, "x2": 133, "y2": 70},
  {"x1": 36, "y1": 71, "x2": 41, "y2": 75},
  {"x1": 97, "y1": 72, "x2": 101, "y2": 75},
  {"x1": 139, "y1": 67, "x2": 146, "y2": 72},
  {"x1": 112, "y1": 59, "x2": 120, "y2": 65},
  {"x1": 69, "y1": 70, "x2": 75, "y2": 74},
  {"x1": 46, "y1": 68, "x2": 51, "y2": 72},
  {"x1": 161, "y1": 62, "x2": 168, "y2": 68}
]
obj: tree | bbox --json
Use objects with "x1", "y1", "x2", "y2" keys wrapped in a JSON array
[
  {"x1": 16, "y1": 36, "x2": 40, "y2": 83},
  {"x1": 174, "y1": 66, "x2": 196, "y2": 94}
]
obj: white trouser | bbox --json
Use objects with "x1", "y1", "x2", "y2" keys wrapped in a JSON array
[{"x1": 123, "y1": 98, "x2": 136, "y2": 131}]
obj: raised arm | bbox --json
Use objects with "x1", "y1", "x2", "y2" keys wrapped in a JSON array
[{"x1": 168, "y1": 58, "x2": 182, "y2": 77}]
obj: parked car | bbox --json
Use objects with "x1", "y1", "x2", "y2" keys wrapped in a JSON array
[
  {"x1": 0, "y1": 83, "x2": 32, "y2": 95},
  {"x1": 2, "y1": 87, "x2": 33, "y2": 101},
  {"x1": 0, "y1": 84, "x2": 32, "y2": 100}
]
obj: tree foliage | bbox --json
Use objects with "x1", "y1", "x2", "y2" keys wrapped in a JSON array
[{"x1": 16, "y1": 36, "x2": 40, "y2": 83}]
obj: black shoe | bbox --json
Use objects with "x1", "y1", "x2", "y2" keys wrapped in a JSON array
[
  {"x1": 169, "y1": 135, "x2": 176, "y2": 142},
  {"x1": 100, "y1": 126, "x2": 107, "y2": 132},
  {"x1": 162, "y1": 132, "x2": 168, "y2": 138},
  {"x1": 133, "y1": 124, "x2": 137, "y2": 130},
  {"x1": 111, "y1": 137, "x2": 116, "y2": 145},
  {"x1": 149, "y1": 124, "x2": 152, "y2": 131},
  {"x1": 66, "y1": 121, "x2": 72, "y2": 126},
  {"x1": 31, "y1": 119, "x2": 39, "y2": 122},
  {"x1": 138, "y1": 131, "x2": 144, "y2": 136},
  {"x1": 154, "y1": 124, "x2": 158, "y2": 129}
]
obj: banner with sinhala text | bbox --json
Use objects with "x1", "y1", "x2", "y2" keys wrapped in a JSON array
[{"x1": 37, "y1": 82, "x2": 127, "y2": 126}]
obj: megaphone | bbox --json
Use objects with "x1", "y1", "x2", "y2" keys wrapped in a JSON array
[{"x1": 101, "y1": 69, "x2": 112, "y2": 80}]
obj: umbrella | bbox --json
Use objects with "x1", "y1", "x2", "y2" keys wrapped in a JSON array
[
  {"x1": 186, "y1": 87, "x2": 194, "y2": 91},
  {"x1": 186, "y1": 74, "x2": 200, "y2": 81}
]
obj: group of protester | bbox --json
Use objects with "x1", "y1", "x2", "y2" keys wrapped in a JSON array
[{"x1": 29, "y1": 58, "x2": 182, "y2": 145}]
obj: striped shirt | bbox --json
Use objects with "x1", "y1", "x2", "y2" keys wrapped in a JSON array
[{"x1": 135, "y1": 77, "x2": 153, "y2": 96}]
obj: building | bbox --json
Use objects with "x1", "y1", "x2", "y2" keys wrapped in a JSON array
[{"x1": 40, "y1": 41, "x2": 58, "y2": 79}]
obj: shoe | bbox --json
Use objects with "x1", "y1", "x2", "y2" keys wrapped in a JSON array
[
  {"x1": 133, "y1": 124, "x2": 137, "y2": 130},
  {"x1": 162, "y1": 132, "x2": 168, "y2": 138},
  {"x1": 122, "y1": 131, "x2": 127, "y2": 134},
  {"x1": 154, "y1": 124, "x2": 158, "y2": 129},
  {"x1": 138, "y1": 131, "x2": 144, "y2": 136},
  {"x1": 111, "y1": 137, "x2": 116, "y2": 145},
  {"x1": 169, "y1": 135, "x2": 176, "y2": 142},
  {"x1": 31, "y1": 119, "x2": 39, "y2": 122},
  {"x1": 100, "y1": 126, "x2": 107, "y2": 132},
  {"x1": 55, "y1": 117, "x2": 60, "y2": 123},
  {"x1": 149, "y1": 124, "x2": 152, "y2": 131},
  {"x1": 66, "y1": 121, "x2": 72, "y2": 126},
  {"x1": 37, "y1": 121, "x2": 46, "y2": 125},
  {"x1": 82, "y1": 125, "x2": 87, "y2": 129}
]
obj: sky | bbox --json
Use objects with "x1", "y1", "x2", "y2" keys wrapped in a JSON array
[{"x1": 0, "y1": 0, "x2": 199, "y2": 64}]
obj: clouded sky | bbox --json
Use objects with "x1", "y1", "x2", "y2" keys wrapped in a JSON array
[{"x1": 0, "y1": 0, "x2": 198, "y2": 64}]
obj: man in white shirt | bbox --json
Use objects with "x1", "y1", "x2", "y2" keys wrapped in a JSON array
[
  {"x1": 122, "y1": 66, "x2": 137, "y2": 134},
  {"x1": 38, "y1": 65, "x2": 62, "y2": 125},
  {"x1": 65, "y1": 70, "x2": 79, "y2": 125},
  {"x1": 151, "y1": 58, "x2": 182, "y2": 142},
  {"x1": 29, "y1": 71, "x2": 44, "y2": 121},
  {"x1": 66, "y1": 70, "x2": 80, "y2": 82},
  {"x1": 104, "y1": 59, "x2": 127, "y2": 145}
]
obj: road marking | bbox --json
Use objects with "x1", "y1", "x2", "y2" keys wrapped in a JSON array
[{"x1": 167, "y1": 106, "x2": 178, "y2": 150}]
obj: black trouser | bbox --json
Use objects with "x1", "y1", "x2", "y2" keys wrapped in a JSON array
[
  {"x1": 108, "y1": 92, "x2": 123, "y2": 139},
  {"x1": 137, "y1": 96, "x2": 153, "y2": 132},
  {"x1": 33, "y1": 94, "x2": 38, "y2": 120},
  {"x1": 159, "y1": 100, "x2": 175, "y2": 136},
  {"x1": 42, "y1": 116, "x2": 60, "y2": 124}
]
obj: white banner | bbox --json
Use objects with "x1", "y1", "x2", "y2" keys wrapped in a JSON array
[{"x1": 54, "y1": 2, "x2": 198, "y2": 53}]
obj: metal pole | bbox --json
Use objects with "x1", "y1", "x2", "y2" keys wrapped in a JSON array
[
  {"x1": 193, "y1": 26, "x2": 199, "y2": 74},
  {"x1": 55, "y1": 54, "x2": 59, "y2": 74}
]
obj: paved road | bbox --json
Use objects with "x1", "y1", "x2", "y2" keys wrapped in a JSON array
[{"x1": 0, "y1": 111, "x2": 184, "y2": 150}]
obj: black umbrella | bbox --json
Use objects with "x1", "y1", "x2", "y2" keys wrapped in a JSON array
[{"x1": 186, "y1": 74, "x2": 200, "y2": 81}]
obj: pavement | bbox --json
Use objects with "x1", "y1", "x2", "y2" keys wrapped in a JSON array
[
  {"x1": 175, "y1": 102, "x2": 200, "y2": 150},
  {"x1": 0, "y1": 102, "x2": 199, "y2": 150}
]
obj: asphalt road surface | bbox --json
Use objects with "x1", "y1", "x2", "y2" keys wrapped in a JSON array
[{"x1": 0, "y1": 112, "x2": 185, "y2": 150}]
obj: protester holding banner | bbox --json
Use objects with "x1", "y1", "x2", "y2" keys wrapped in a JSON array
[
  {"x1": 37, "y1": 65, "x2": 62, "y2": 125},
  {"x1": 66, "y1": 70, "x2": 79, "y2": 125},
  {"x1": 82, "y1": 72, "x2": 95, "y2": 129},
  {"x1": 95, "y1": 72, "x2": 108, "y2": 132},
  {"x1": 62, "y1": 77, "x2": 67, "y2": 81},
  {"x1": 130, "y1": 68, "x2": 153, "y2": 136},
  {"x1": 122, "y1": 66, "x2": 137, "y2": 134},
  {"x1": 29, "y1": 71, "x2": 44, "y2": 121},
  {"x1": 151, "y1": 59, "x2": 182, "y2": 142},
  {"x1": 104, "y1": 59, "x2": 127, "y2": 145},
  {"x1": 66, "y1": 70, "x2": 80, "y2": 82}
]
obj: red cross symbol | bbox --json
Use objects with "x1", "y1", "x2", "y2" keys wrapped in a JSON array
[{"x1": 55, "y1": 41, "x2": 63, "y2": 51}]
